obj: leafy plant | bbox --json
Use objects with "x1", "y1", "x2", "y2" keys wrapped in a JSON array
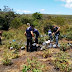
[
  {"x1": 2, "y1": 50, "x2": 12, "y2": 66},
  {"x1": 43, "y1": 49, "x2": 52, "y2": 58},
  {"x1": 60, "y1": 43, "x2": 67, "y2": 51}
]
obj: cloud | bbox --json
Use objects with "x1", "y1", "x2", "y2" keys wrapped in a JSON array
[
  {"x1": 59, "y1": 0, "x2": 72, "y2": 8},
  {"x1": 40, "y1": 9, "x2": 45, "y2": 11},
  {"x1": 16, "y1": 9, "x2": 31, "y2": 14}
]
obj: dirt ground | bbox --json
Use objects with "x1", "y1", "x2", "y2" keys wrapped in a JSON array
[
  {"x1": 0, "y1": 48, "x2": 61, "y2": 72},
  {"x1": 0, "y1": 39, "x2": 72, "y2": 72}
]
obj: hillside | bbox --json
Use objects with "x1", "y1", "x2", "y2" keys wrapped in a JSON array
[{"x1": 0, "y1": 12, "x2": 72, "y2": 72}]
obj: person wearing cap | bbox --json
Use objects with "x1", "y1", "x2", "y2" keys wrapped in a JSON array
[
  {"x1": 24, "y1": 24, "x2": 35, "y2": 52},
  {"x1": 52, "y1": 25, "x2": 60, "y2": 47},
  {"x1": 33, "y1": 28, "x2": 39, "y2": 44}
]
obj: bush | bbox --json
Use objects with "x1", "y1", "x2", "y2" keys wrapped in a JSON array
[
  {"x1": 32, "y1": 12, "x2": 42, "y2": 20},
  {"x1": 2, "y1": 32, "x2": 14, "y2": 39},
  {"x1": 43, "y1": 49, "x2": 52, "y2": 58},
  {"x1": 53, "y1": 52, "x2": 72, "y2": 72},
  {"x1": 2, "y1": 50, "x2": 12, "y2": 66},
  {"x1": 66, "y1": 31, "x2": 72, "y2": 41},
  {"x1": 2, "y1": 58, "x2": 12, "y2": 66},
  {"x1": 10, "y1": 17, "x2": 22, "y2": 28},
  {"x1": 60, "y1": 43, "x2": 67, "y2": 51},
  {"x1": 38, "y1": 37, "x2": 44, "y2": 44}
]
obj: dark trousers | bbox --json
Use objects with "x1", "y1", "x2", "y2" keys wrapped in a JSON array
[
  {"x1": 27, "y1": 38, "x2": 32, "y2": 52},
  {"x1": 35, "y1": 38, "x2": 38, "y2": 44}
]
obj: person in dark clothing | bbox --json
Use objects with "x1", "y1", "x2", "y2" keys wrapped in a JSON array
[
  {"x1": 24, "y1": 25, "x2": 35, "y2": 52},
  {"x1": 33, "y1": 29, "x2": 39, "y2": 44},
  {"x1": 52, "y1": 25, "x2": 60, "y2": 47},
  {"x1": 48, "y1": 29, "x2": 53, "y2": 42}
]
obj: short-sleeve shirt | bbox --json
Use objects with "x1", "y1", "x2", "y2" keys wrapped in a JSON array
[
  {"x1": 26, "y1": 26, "x2": 32, "y2": 38},
  {"x1": 33, "y1": 29, "x2": 39, "y2": 38},
  {"x1": 53, "y1": 27, "x2": 60, "y2": 35}
]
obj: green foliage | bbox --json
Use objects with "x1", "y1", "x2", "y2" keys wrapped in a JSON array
[
  {"x1": 21, "y1": 16, "x2": 33, "y2": 24},
  {"x1": 52, "y1": 16, "x2": 65, "y2": 26},
  {"x1": 2, "y1": 58, "x2": 12, "y2": 66},
  {"x1": 22, "y1": 58, "x2": 44, "y2": 72},
  {"x1": 60, "y1": 43, "x2": 67, "y2": 51},
  {"x1": 10, "y1": 17, "x2": 22, "y2": 28},
  {"x1": 3, "y1": 32, "x2": 14, "y2": 39},
  {"x1": 43, "y1": 20, "x2": 54, "y2": 34},
  {"x1": 32, "y1": 12, "x2": 42, "y2": 20},
  {"x1": 32, "y1": 68, "x2": 42, "y2": 72},
  {"x1": 2, "y1": 50, "x2": 12, "y2": 66},
  {"x1": 32, "y1": 19, "x2": 39, "y2": 26},
  {"x1": 43, "y1": 49, "x2": 52, "y2": 58},
  {"x1": 22, "y1": 65, "x2": 31, "y2": 72},
  {"x1": 66, "y1": 31, "x2": 72, "y2": 41},
  {"x1": 38, "y1": 37, "x2": 44, "y2": 44},
  {"x1": 53, "y1": 52, "x2": 72, "y2": 72}
]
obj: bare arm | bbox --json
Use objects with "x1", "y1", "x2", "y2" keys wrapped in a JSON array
[
  {"x1": 24, "y1": 31, "x2": 27, "y2": 36},
  {"x1": 30, "y1": 31, "x2": 34, "y2": 37},
  {"x1": 56, "y1": 27, "x2": 60, "y2": 32}
]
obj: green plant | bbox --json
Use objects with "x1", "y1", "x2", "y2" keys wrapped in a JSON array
[
  {"x1": 32, "y1": 12, "x2": 42, "y2": 20},
  {"x1": 22, "y1": 58, "x2": 44, "y2": 72},
  {"x1": 66, "y1": 31, "x2": 72, "y2": 41},
  {"x1": 2, "y1": 58, "x2": 12, "y2": 66},
  {"x1": 22, "y1": 65, "x2": 31, "y2": 72},
  {"x1": 38, "y1": 37, "x2": 44, "y2": 44},
  {"x1": 60, "y1": 43, "x2": 67, "y2": 51},
  {"x1": 2, "y1": 50, "x2": 12, "y2": 66},
  {"x1": 53, "y1": 52, "x2": 72, "y2": 72},
  {"x1": 32, "y1": 68, "x2": 42, "y2": 72},
  {"x1": 43, "y1": 49, "x2": 52, "y2": 58}
]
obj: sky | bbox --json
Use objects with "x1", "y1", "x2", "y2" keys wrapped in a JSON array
[{"x1": 0, "y1": 0, "x2": 72, "y2": 15}]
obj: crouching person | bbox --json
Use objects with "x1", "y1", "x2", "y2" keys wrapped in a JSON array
[
  {"x1": 48, "y1": 29, "x2": 53, "y2": 42},
  {"x1": 52, "y1": 25, "x2": 60, "y2": 47},
  {"x1": 33, "y1": 28, "x2": 39, "y2": 44}
]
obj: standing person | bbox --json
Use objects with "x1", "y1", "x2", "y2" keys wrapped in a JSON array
[
  {"x1": 33, "y1": 28, "x2": 39, "y2": 44},
  {"x1": 52, "y1": 25, "x2": 60, "y2": 47},
  {"x1": 24, "y1": 24, "x2": 35, "y2": 52}
]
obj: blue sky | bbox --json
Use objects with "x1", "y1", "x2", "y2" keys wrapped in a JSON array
[{"x1": 0, "y1": 0, "x2": 72, "y2": 15}]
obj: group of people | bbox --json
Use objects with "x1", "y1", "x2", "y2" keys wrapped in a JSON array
[
  {"x1": 25, "y1": 23, "x2": 60, "y2": 52},
  {"x1": 24, "y1": 23, "x2": 39, "y2": 52}
]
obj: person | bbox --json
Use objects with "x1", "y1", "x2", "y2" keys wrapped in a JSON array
[
  {"x1": 52, "y1": 25, "x2": 60, "y2": 47},
  {"x1": 48, "y1": 29, "x2": 53, "y2": 42},
  {"x1": 33, "y1": 28, "x2": 39, "y2": 44},
  {"x1": 24, "y1": 24, "x2": 35, "y2": 52}
]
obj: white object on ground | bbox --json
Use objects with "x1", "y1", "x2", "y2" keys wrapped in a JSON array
[
  {"x1": 45, "y1": 40, "x2": 50, "y2": 44},
  {"x1": 53, "y1": 44, "x2": 56, "y2": 48},
  {"x1": 21, "y1": 46, "x2": 25, "y2": 50},
  {"x1": 32, "y1": 43, "x2": 36, "y2": 46},
  {"x1": 10, "y1": 47, "x2": 13, "y2": 50}
]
